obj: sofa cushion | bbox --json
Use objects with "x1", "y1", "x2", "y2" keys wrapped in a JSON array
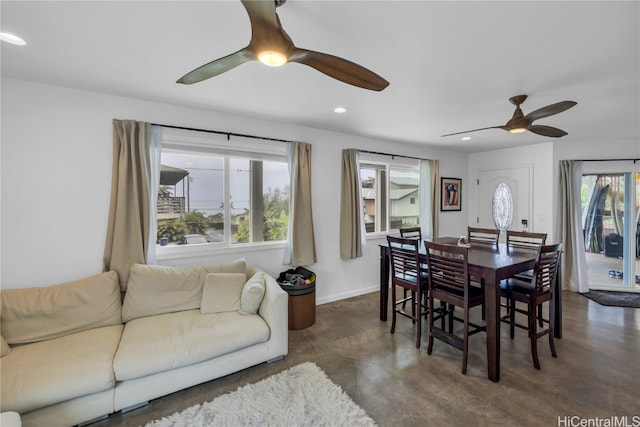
[
  {"x1": 1, "y1": 336, "x2": 10, "y2": 357},
  {"x1": 122, "y1": 259, "x2": 247, "y2": 322},
  {"x1": 113, "y1": 309, "x2": 270, "y2": 381},
  {"x1": 0, "y1": 324, "x2": 123, "y2": 414},
  {"x1": 0, "y1": 271, "x2": 121, "y2": 345},
  {"x1": 200, "y1": 273, "x2": 246, "y2": 314},
  {"x1": 240, "y1": 272, "x2": 266, "y2": 315}
]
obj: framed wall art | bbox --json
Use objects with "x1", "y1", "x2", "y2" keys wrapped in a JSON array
[{"x1": 440, "y1": 177, "x2": 461, "y2": 211}]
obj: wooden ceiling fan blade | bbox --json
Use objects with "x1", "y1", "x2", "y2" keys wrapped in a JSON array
[
  {"x1": 177, "y1": 48, "x2": 254, "y2": 84},
  {"x1": 440, "y1": 126, "x2": 506, "y2": 137},
  {"x1": 177, "y1": 0, "x2": 388, "y2": 91},
  {"x1": 241, "y1": 0, "x2": 281, "y2": 45},
  {"x1": 528, "y1": 125, "x2": 568, "y2": 138},
  {"x1": 525, "y1": 101, "x2": 577, "y2": 122},
  {"x1": 288, "y1": 48, "x2": 389, "y2": 91},
  {"x1": 242, "y1": 0, "x2": 278, "y2": 29}
]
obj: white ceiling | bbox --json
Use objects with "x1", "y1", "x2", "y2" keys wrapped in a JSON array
[{"x1": 2, "y1": 1, "x2": 638, "y2": 153}]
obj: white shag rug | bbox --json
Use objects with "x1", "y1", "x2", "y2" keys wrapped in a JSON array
[{"x1": 144, "y1": 362, "x2": 377, "y2": 427}]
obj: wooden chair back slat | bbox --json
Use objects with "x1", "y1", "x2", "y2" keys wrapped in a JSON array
[
  {"x1": 468, "y1": 227, "x2": 500, "y2": 246},
  {"x1": 507, "y1": 230, "x2": 547, "y2": 252}
]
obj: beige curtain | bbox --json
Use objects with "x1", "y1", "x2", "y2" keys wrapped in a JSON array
[
  {"x1": 430, "y1": 159, "x2": 440, "y2": 238},
  {"x1": 556, "y1": 160, "x2": 588, "y2": 292},
  {"x1": 418, "y1": 159, "x2": 439, "y2": 240},
  {"x1": 284, "y1": 141, "x2": 317, "y2": 266},
  {"x1": 339, "y1": 149, "x2": 365, "y2": 259},
  {"x1": 103, "y1": 120, "x2": 152, "y2": 289}
]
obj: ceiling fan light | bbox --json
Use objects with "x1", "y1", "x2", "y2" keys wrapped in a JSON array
[
  {"x1": 258, "y1": 50, "x2": 287, "y2": 67},
  {"x1": 509, "y1": 127, "x2": 527, "y2": 134}
]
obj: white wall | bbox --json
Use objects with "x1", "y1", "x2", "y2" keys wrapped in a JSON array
[{"x1": 1, "y1": 78, "x2": 468, "y2": 304}]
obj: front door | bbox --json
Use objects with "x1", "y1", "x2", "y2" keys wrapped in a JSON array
[{"x1": 476, "y1": 166, "x2": 532, "y2": 235}]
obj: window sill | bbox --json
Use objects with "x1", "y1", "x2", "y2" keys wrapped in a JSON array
[{"x1": 156, "y1": 241, "x2": 286, "y2": 262}]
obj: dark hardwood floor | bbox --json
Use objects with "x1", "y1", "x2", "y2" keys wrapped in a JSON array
[{"x1": 96, "y1": 290, "x2": 639, "y2": 427}]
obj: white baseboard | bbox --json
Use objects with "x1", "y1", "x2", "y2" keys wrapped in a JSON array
[{"x1": 316, "y1": 285, "x2": 379, "y2": 306}]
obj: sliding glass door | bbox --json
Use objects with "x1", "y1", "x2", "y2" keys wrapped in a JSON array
[{"x1": 581, "y1": 162, "x2": 639, "y2": 290}]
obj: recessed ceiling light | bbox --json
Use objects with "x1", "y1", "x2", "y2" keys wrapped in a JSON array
[
  {"x1": 461, "y1": 136, "x2": 472, "y2": 141},
  {"x1": 0, "y1": 32, "x2": 26, "y2": 46},
  {"x1": 334, "y1": 107, "x2": 347, "y2": 114}
]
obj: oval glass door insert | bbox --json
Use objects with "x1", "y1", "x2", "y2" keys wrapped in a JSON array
[{"x1": 492, "y1": 182, "x2": 513, "y2": 231}]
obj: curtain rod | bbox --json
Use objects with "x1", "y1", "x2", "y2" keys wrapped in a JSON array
[
  {"x1": 151, "y1": 123, "x2": 295, "y2": 144},
  {"x1": 576, "y1": 158, "x2": 639, "y2": 163},
  {"x1": 356, "y1": 149, "x2": 430, "y2": 162}
]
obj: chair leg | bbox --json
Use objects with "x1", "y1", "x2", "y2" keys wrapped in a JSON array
[
  {"x1": 461, "y1": 306, "x2": 469, "y2": 375},
  {"x1": 509, "y1": 297, "x2": 516, "y2": 339},
  {"x1": 503, "y1": 296, "x2": 510, "y2": 316},
  {"x1": 448, "y1": 306, "x2": 454, "y2": 333},
  {"x1": 548, "y1": 300, "x2": 558, "y2": 358},
  {"x1": 538, "y1": 304, "x2": 544, "y2": 327},
  {"x1": 412, "y1": 291, "x2": 417, "y2": 324},
  {"x1": 415, "y1": 297, "x2": 422, "y2": 348},
  {"x1": 402, "y1": 288, "x2": 409, "y2": 309},
  {"x1": 549, "y1": 331, "x2": 557, "y2": 358},
  {"x1": 480, "y1": 280, "x2": 486, "y2": 321},
  {"x1": 427, "y1": 294, "x2": 434, "y2": 355},
  {"x1": 391, "y1": 285, "x2": 397, "y2": 334},
  {"x1": 423, "y1": 291, "x2": 429, "y2": 318},
  {"x1": 529, "y1": 301, "x2": 540, "y2": 370}
]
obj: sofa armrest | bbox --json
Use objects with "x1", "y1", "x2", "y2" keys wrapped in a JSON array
[
  {"x1": 0, "y1": 412, "x2": 22, "y2": 427},
  {"x1": 256, "y1": 272, "x2": 288, "y2": 356}
]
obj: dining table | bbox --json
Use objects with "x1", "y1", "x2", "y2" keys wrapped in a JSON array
[{"x1": 379, "y1": 236, "x2": 562, "y2": 382}]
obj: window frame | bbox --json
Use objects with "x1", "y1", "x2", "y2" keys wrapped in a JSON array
[
  {"x1": 359, "y1": 154, "x2": 421, "y2": 238},
  {"x1": 155, "y1": 128, "x2": 289, "y2": 260}
]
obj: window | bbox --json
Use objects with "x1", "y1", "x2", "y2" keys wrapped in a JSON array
[
  {"x1": 492, "y1": 182, "x2": 513, "y2": 231},
  {"x1": 360, "y1": 157, "x2": 420, "y2": 233},
  {"x1": 156, "y1": 129, "x2": 289, "y2": 249},
  {"x1": 581, "y1": 170, "x2": 639, "y2": 289}
]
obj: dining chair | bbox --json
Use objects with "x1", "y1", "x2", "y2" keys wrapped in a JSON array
[
  {"x1": 467, "y1": 226, "x2": 500, "y2": 246},
  {"x1": 424, "y1": 241, "x2": 485, "y2": 374},
  {"x1": 387, "y1": 235, "x2": 429, "y2": 348},
  {"x1": 499, "y1": 243, "x2": 562, "y2": 370},
  {"x1": 504, "y1": 230, "x2": 547, "y2": 325},
  {"x1": 399, "y1": 227, "x2": 422, "y2": 309},
  {"x1": 467, "y1": 226, "x2": 499, "y2": 320}
]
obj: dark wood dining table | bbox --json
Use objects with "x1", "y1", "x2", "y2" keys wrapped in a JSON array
[{"x1": 379, "y1": 236, "x2": 562, "y2": 382}]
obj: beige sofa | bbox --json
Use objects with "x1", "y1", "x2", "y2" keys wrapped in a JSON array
[{"x1": 0, "y1": 259, "x2": 288, "y2": 427}]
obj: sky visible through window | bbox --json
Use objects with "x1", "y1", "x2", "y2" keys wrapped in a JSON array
[{"x1": 161, "y1": 152, "x2": 289, "y2": 216}]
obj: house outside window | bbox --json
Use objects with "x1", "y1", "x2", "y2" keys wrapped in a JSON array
[
  {"x1": 156, "y1": 129, "x2": 289, "y2": 249},
  {"x1": 360, "y1": 158, "x2": 420, "y2": 234}
]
